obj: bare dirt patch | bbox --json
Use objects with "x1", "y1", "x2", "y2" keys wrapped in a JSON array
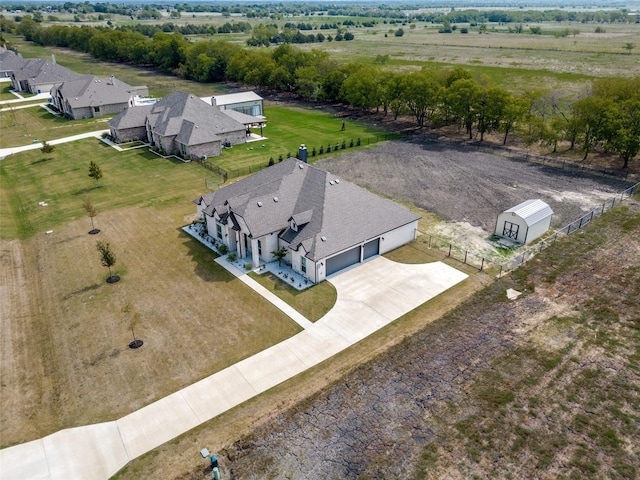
[{"x1": 315, "y1": 140, "x2": 633, "y2": 258}]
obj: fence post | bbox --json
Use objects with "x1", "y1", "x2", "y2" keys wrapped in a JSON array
[
  {"x1": 448, "y1": 244, "x2": 452, "y2": 257},
  {"x1": 480, "y1": 258, "x2": 484, "y2": 271},
  {"x1": 464, "y1": 251, "x2": 468, "y2": 264},
  {"x1": 499, "y1": 265, "x2": 503, "y2": 277},
  {"x1": 428, "y1": 235, "x2": 432, "y2": 248}
]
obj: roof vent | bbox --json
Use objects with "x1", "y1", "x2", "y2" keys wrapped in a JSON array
[
  {"x1": 298, "y1": 164, "x2": 304, "y2": 169},
  {"x1": 329, "y1": 180, "x2": 335, "y2": 185},
  {"x1": 335, "y1": 179, "x2": 340, "y2": 184},
  {"x1": 273, "y1": 197, "x2": 278, "y2": 202},
  {"x1": 257, "y1": 201, "x2": 263, "y2": 207},
  {"x1": 321, "y1": 236, "x2": 327, "y2": 242}
]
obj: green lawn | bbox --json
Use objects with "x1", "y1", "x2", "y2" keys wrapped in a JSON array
[
  {"x1": 0, "y1": 139, "x2": 210, "y2": 240},
  {"x1": 0, "y1": 84, "x2": 19, "y2": 101},
  {"x1": 249, "y1": 271, "x2": 337, "y2": 322},
  {"x1": 0, "y1": 106, "x2": 110, "y2": 148},
  {"x1": 213, "y1": 105, "x2": 397, "y2": 174}
]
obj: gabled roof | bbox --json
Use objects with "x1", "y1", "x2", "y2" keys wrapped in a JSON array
[
  {"x1": 109, "y1": 90, "x2": 245, "y2": 146},
  {"x1": 108, "y1": 104, "x2": 153, "y2": 130},
  {"x1": 220, "y1": 109, "x2": 263, "y2": 125},
  {"x1": 147, "y1": 91, "x2": 245, "y2": 139},
  {"x1": 51, "y1": 75, "x2": 146, "y2": 109},
  {"x1": 198, "y1": 159, "x2": 420, "y2": 261},
  {"x1": 211, "y1": 91, "x2": 263, "y2": 106},
  {"x1": 0, "y1": 47, "x2": 26, "y2": 73},
  {"x1": 504, "y1": 199, "x2": 553, "y2": 226},
  {"x1": 12, "y1": 58, "x2": 79, "y2": 86}
]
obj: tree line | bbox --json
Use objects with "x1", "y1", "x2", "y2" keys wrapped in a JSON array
[{"x1": 2, "y1": 20, "x2": 638, "y2": 168}]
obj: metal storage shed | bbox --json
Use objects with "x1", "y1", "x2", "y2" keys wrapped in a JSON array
[{"x1": 495, "y1": 199, "x2": 553, "y2": 244}]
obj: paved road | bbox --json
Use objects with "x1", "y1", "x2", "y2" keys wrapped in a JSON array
[{"x1": 0, "y1": 254, "x2": 467, "y2": 480}]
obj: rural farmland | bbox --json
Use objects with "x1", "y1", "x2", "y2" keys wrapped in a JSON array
[{"x1": 0, "y1": 1, "x2": 639, "y2": 479}]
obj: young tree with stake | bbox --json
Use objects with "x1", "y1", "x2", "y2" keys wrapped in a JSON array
[
  {"x1": 82, "y1": 196, "x2": 100, "y2": 234},
  {"x1": 96, "y1": 240, "x2": 118, "y2": 283},
  {"x1": 88, "y1": 161, "x2": 103, "y2": 187}
]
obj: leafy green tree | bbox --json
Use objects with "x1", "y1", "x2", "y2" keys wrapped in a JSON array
[
  {"x1": 96, "y1": 240, "x2": 117, "y2": 280},
  {"x1": 499, "y1": 95, "x2": 528, "y2": 145},
  {"x1": 401, "y1": 71, "x2": 442, "y2": 128},
  {"x1": 446, "y1": 78, "x2": 483, "y2": 139},
  {"x1": 40, "y1": 140, "x2": 55, "y2": 155},
  {"x1": 272, "y1": 247, "x2": 288, "y2": 266},
  {"x1": 88, "y1": 161, "x2": 103, "y2": 187},
  {"x1": 599, "y1": 99, "x2": 640, "y2": 168}
]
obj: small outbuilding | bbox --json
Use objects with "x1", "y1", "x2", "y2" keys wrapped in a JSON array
[{"x1": 495, "y1": 199, "x2": 553, "y2": 244}]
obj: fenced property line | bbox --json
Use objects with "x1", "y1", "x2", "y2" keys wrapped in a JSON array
[
  {"x1": 430, "y1": 135, "x2": 636, "y2": 180},
  {"x1": 192, "y1": 134, "x2": 396, "y2": 186},
  {"x1": 498, "y1": 182, "x2": 639, "y2": 275},
  {"x1": 415, "y1": 230, "x2": 497, "y2": 272},
  {"x1": 417, "y1": 182, "x2": 638, "y2": 276}
]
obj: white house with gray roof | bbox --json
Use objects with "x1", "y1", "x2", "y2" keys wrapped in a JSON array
[
  {"x1": 194, "y1": 158, "x2": 420, "y2": 283},
  {"x1": 109, "y1": 90, "x2": 247, "y2": 158},
  {"x1": 49, "y1": 75, "x2": 148, "y2": 120}
]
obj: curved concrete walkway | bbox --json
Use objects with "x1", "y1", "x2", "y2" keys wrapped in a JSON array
[
  {"x1": 0, "y1": 257, "x2": 468, "y2": 480},
  {"x1": 0, "y1": 130, "x2": 109, "y2": 160}
]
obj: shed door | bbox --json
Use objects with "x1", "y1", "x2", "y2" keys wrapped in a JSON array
[
  {"x1": 363, "y1": 238, "x2": 380, "y2": 260},
  {"x1": 503, "y1": 221, "x2": 519, "y2": 239},
  {"x1": 326, "y1": 246, "x2": 360, "y2": 276}
]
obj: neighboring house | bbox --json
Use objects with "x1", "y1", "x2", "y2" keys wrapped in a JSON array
[
  {"x1": 0, "y1": 46, "x2": 26, "y2": 78},
  {"x1": 207, "y1": 91, "x2": 264, "y2": 118},
  {"x1": 49, "y1": 75, "x2": 149, "y2": 120},
  {"x1": 495, "y1": 199, "x2": 553, "y2": 244},
  {"x1": 10, "y1": 57, "x2": 79, "y2": 93},
  {"x1": 109, "y1": 90, "x2": 248, "y2": 158},
  {"x1": 194, "y1": 158, "x2": 420, "y2": 283}
]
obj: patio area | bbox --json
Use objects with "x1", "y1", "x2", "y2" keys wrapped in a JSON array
[{"x1": 182, "y1": 223, "x2": 314, "y2": 291}]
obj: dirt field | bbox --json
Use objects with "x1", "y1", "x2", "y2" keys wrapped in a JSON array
[
  {"x1": 181, "y1": 199, "x2": 640, "y2": 480},
  {"x1": 316, "y1": 140, "x2": 634, "y2": 258}
]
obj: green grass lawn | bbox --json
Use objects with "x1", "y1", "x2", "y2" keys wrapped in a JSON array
[
  {"x1": 213, "y1": 105, "x2": 397, "y2": 174},
  {"x1": 0, "y1": 106, "x2": 110, "y2": 148},
  {"x1": 0, "y1": 84, "x2": 19, "y2": 101},
  {"x1": 249, "y1": 271, "x2": 337, "y2": 322},
  {"x1": 0, "y1": 139, "x2": 210, "y2": 240}
]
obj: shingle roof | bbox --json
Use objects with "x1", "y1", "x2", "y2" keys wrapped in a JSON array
[
  {"x1": 108, "y1": 104, "x2": 153, "y2": 130},
  {"x1": 199, "y1": 159, "x2": 420, "y2": 261},
  {"x1": 12, "y1": 58, "x2": 79, "y2": 86},
  {"x1": 148, "y1": 91, "x2": 245, "y2": 139},
  {"x1": 504, "y1": 199, "x2": 553, "y2": 226},
  {"x1": 0, "y1": 47, "x2": 26, "y2": 73},
  {"x1": 51, "y1": 75, "x2": 146, "y2": 109},
  {"x1": 108, "y1": 90, "x2": 246, "y2": 146}
]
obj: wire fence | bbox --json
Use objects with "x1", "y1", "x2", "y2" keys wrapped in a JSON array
[
  {"x1": 430, "y1": 135, "x2": 635, "y2": 180},
  {"x1": 417, "y1": 182, "x2": 638, "y2": 276},
  {"x1": 192, "y1": 134, "x2": 396, "y2": 185}
]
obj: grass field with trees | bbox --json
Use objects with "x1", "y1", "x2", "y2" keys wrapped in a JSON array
[{"x1": 1, "y1": 2, "x2": 639, "y2": 478}]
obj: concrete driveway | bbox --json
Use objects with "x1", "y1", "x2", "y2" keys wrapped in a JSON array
[{"x1": 0, "y1": 256, "x2": 468, "y2": 480}]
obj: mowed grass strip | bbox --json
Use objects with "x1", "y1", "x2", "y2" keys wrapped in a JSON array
[
  {"x1": 213, "y1": 105, "x2": 396, "y2": 174},
  {"x1": 249, "y1": 271, "x2": 337, "y2": 322}
]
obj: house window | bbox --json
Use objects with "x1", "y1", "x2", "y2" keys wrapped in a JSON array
[
  {"x1": 93, "y1": 106, "x2": 100, "y2": 113},
  {"x1": 301, "y1": 257, "x2": 306, "y2": 273},
  {"x1": 216, "y1": 224, "x2": 222, "y2": 240},
  {"x1": 258, "y1": 240, "x2": 262, "y2": 256}
]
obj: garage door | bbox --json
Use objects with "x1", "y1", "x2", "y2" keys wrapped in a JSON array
[
  {"x1": 363, "y1": 238, "x2": 380, "y2": 260},
  {"x1": 326, "y1": 246, "x2": 360, "y2": 276}
]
